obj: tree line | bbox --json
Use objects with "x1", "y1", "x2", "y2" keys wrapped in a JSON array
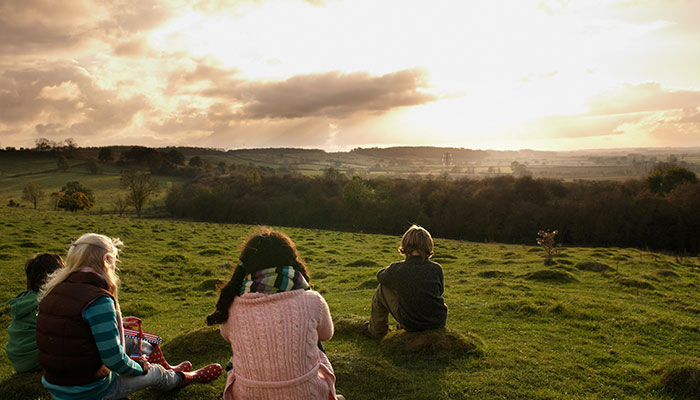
[{"x1": 165, "y1": 165, "x2": 700, "y2": 254}]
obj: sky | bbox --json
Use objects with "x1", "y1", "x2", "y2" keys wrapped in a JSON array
[{"x1": 1, "y1": 0, "x2": 699, "y2": 152}]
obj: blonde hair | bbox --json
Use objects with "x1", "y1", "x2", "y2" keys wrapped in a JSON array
[
  {"x1": 398, "y1": 225, "x2": 434, "y2": 261},
  {"x1": 40, "y1": 233, "x2": 123, "y2": 301}
]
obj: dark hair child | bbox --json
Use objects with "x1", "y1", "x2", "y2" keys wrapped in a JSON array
[
  {"x1": 5, "y1": 253, "x2": 64, "y2": 372},
  {"x1": 207, "y1": 228, "x2": 343, "y2": 400}
]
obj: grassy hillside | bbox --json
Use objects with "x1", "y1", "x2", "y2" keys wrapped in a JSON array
[
  {"x1": 1, "y1": 208, "x2": 700, "y2": 399},
  {"x1": 0, "y1": 154, "x2": 181, "y2": 211}
]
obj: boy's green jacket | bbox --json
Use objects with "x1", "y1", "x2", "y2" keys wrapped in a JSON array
[{"x1": 5, "y1": 290, "x2": 40, "y2": 372}]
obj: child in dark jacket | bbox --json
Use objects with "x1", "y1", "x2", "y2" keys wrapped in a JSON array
[
  {"x1": 363, "y1": 225, "x2": 448, "y2": 339},
  {"x1": 5, "y1": 253, "x2": 64, "y2": 372}
]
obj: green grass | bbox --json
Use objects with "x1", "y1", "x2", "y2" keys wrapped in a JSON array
[
  {"x1": 0, "y1": 155, "x2": 183, "y2": 212},
  {"x1": 1, "y1": 208, "x2": 700, "y2": 399}
]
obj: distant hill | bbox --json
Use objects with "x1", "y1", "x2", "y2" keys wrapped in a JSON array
[{"x1": 350, "y1": 146, "x2": 488, "y2": 160}]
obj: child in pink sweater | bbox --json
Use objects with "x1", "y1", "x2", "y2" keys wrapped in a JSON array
[{"x1": 206, "y1": 229, "x2": 344, "y2": 400}]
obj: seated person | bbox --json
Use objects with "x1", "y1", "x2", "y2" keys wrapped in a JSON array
[
  {"x1": 206, "y1": 229, "x2": 344, "y2": 400},
  {"x1": 5, "y1": 253, "x2": 63, "y2": 372},
  {"x1": 36, "y1": 233, "x2": 222, "y2": 399},
  {"x1": 363, "y1": 225, "x2": 448, "y2": 339}
]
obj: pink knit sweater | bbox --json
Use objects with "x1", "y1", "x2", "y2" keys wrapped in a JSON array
[{"x1": 220, "y1": 289, "x2": 337, "y2": 400}]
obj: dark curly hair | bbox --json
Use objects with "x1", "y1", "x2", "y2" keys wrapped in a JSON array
[
  {"x1": 26, "y1": 253, "x2": 64, "y2": 292},
  {"x1": 206, "y1": 228, "x2": 310, "y2": 325}
]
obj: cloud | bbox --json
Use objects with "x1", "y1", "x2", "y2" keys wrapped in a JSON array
[
  {"x1": 198, "y1": 68, "x2": 437, "y2": 120},
  {"x1": 0, "y1": 0, "x2": 172, "y2": 56},
  {"x1": 513, "y1": 83, "x2": 700, "y2": 140},
  {"x1": 166, "y1": 62, "x2": 239, "y2": 94},
  {"x1": 0, "y1": 61, "x2": 150, "y2": 141},
  {"x1": 588, "y1": 82, "x2": 700, "y2": 116}
]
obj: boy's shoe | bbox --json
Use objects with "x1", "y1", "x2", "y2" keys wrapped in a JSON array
[
  {"x1": 362, "y1": 322, "x2": 381, "y2": 340},
  {"x1": 336, "y1": 395, "x2": 346, "y2": 400},
  {"x1": 177, "y1": 363, "x2": 222, "y2": 388}
]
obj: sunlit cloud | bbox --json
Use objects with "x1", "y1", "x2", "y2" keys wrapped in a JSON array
[{"x1": 1, "y1": 0, "x2": 699, "y2": 150}]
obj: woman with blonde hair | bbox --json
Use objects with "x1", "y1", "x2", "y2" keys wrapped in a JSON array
[{"x1": 37, "y1": 233, "x2": 221, "y2": 400}]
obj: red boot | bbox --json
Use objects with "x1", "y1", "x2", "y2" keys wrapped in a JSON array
[
  {"x1": 148, "y1": 345, "x2": 192, "y2": 372},
  {"x1": 177, "y1": 363, "x2": 223, "y2": 388}
]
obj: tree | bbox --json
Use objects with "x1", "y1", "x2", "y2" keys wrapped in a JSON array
[
  {"x1": 50, "y1": 192, "x2": 63, "y2": 210},
  {"x1": 112, "y1": 196, "x2": 129, "y2": 216},
  {"x1": 98, "y1": 148, "x2": 114, "y2": 163},
  {"x1": 58, "y1": 192, "x2": 93, "y2": 212},
  {"x1": 120, "y1": 169, "x2": 160, "y2": 218},
  {"x1": 647, "y1": 164, "x2": 699, "y2": 195},
  {"x1": 536, "y1": 230, "x2": 559, "y2": 265},
  {"x1": 22, "y1": 183, "x2": 44, "y2": 209},
  {"x1": 343, "y1": 177, "x2": 375, "y2": 210},
  {"x1": 163, "y1": 149, "x2": 185, "y2": 166},
  {"x1": 85, "y1": 158, "x2": 99, "y2": 174},
  {"x1": 63, "y1": 138, "x2": 77, "y2": 157},
  {"x1": 189, "y1": 156, "x2": 203, "y2": 167},
  {"x1": 61, "y1": 181, "x2": 95, "y2": 203},
  {"x1": 57, "y1": 155, "x2": 70, "y2": 172},
  {"x1": 216, "y1": 161, "x2": 228, "y2": 175},
  {"x1": 35, "y1": 138, "x2": 52, "y2": 152},
  {"x1": 511, "y1": 161, "x2": 532, "y2": 178}
]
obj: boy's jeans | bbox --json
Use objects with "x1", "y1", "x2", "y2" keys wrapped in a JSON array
[
  {"x1": 368, "y1": 284, "x2": 401, "y2": 338},
  {"x1": 102, "y1": 364, "x2": 182, "y2": 399}
]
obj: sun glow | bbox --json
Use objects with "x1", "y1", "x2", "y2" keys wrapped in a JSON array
[{"x1": 5, "y1": 0, "x2": 693, "y2": 150}]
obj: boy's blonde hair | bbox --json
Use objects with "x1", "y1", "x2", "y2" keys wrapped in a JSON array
[
  {"x1": 398, "y1": 225, "x2": 434, "y2": 260},
  {"x1": 40, "y1": 233, "x2": 123, "y2": 301}
]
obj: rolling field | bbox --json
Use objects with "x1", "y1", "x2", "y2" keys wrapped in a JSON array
[{"x1": 1, "y1": 207, "x2": 700, "y2": 399}]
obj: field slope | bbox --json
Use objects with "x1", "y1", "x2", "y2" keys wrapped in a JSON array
[{"x1": 1, "y1": 208, "x2": 699, "y2": 399}]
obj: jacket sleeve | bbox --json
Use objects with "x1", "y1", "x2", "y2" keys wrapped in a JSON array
[
  {"x1": 82, "y1": 296, "x2": 144, "y2": 376},
  {"x1": 376, "y1": 264, "x2": 396, "y2": 287},
  {"x1": 314, "y1": 292, "x2": 334, "y2": 342}
]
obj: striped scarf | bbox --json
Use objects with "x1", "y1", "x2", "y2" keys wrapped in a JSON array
[{"x1": 241, "y1": 266, "x2": 310, "y2": 295}]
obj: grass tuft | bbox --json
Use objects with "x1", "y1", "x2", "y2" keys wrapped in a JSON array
[
  {"x1": 614, "y1": 276, "x2": 655, "y2": 290},
  {"x1": 196, "y1": 278, "x2": 225, "y2": 291},
  {"x1": 654, "y1": 357, "x2": 700, "y2": 399},
  {"x1": 355, "y1": 279, "x2": 378, "y2": 290},
  {"x1": 477, "y1": 270, "x2": 509, "y2": 278},
  {"x1": 345, "y1": 259, "x2": 379, "y2": 268},
  {"x1": 162, "y1": 326, "x2": 231, "y2": 368},
  {"x1": 576, "y1": 261, "x2": 611, "y2": 272},
  {"x1": 656, "y1": 269, "x2": 680, "y2": 278},
  {"x1": 160, "y1": 254, "x2": 188, "y2": 264},
  {"x1": 0, "y1": 371, "x2": 49, "y2": 400},
  {"x1": 380, "y1": 328, "x2": 485, "y2": 359},
  {"x1": 522, "y1": 269, "x2": 578, "y2": 283},
  {"x1": 199, "y1": 249, "x2": 224, "y2": 256}
]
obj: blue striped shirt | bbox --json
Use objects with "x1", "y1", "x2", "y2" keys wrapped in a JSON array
[{"x1": 42, "y1": 296, "x2": 143, "y2": 399}]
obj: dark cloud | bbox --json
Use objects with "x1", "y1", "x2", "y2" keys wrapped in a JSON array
[
  {"x1": 166, "y1": 62, "x2": 239, "y2": 94},
  {"x1": 588, "y1": 82, "x2": 700, "y2": 116},
  {"x1": 0, "y1": 0, "x2": 172, "y2": 56},
  {"x1": 112, "y1": 38, "x2": 148, "y2": 57},
  {"x1": 198, "y1": 68, "x2": 436, "y2": 120},
  {"x1": 680, "y1": 108, "x2": 700, "y2": 123},
  {"x1": 0, "y1": 61, "x2": 150, "y2": 140}
]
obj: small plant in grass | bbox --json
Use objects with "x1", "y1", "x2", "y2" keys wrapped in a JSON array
[{"x1": 536, "y1": 230, "x2": 559, "y2": 265}]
